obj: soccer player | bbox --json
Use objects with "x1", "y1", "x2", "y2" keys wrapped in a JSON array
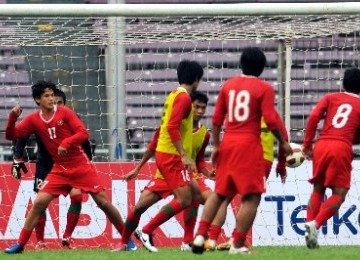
[
  {"x1": 112, "y1": 91, "x2": 215, "y2": 252},
  {"x1": 302, "y1": 67, "x2": 360, "y2": 249},
  {"x1": 192, "y1": 47, "x2": 292, "y2": 255},
  {"x1": 205, "y1": 117, "x2": 288, "y2": 251},
  {"x1": 135, "y1": 60, "x2": 204, "y2": 252},
  {"x1": 4, "y1": 80, "x2": 133, "y2": 254},
  {"x1": 11, "y1": 88, "x2": 91, "y2": 250}
]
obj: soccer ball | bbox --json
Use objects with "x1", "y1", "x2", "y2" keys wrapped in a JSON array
[{"x1": 286, "y1": 143, "x2": 305, "y2": 168}]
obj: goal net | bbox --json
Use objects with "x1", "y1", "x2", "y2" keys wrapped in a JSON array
[{"x1": 1, "y1": 2, "x2": 360, "y2": 249}]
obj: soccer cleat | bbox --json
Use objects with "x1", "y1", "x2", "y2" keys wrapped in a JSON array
[
  {"x1": 4, "y1": 244, "x2": 24, "y2": 254},
  {"x1": 204, "y1": 239, "x2": 216, "y2": 251},
  {"x1": 191, "y1": 235, "x2": 205, "y2": 254},
  {"x1": 229, "y1": 245, "x2": 251, "y2": 254},
  {"x1": 135, "y1": 227, "x2": 158, "y2": 253},
  {"x1": 180, "y1": 242, "x2": 192, "y2": 251},
  {"x1": 61, "y1": 237, "x2": 76, "y2": 249},
  {"x1": 127, "y1": 239, "x2": 137, "y2": 251},
  {"x1": 111, "y1": 241, "x2": 128, "y2": 252},
  {"x1": 35, "y1": 240, "x2": 47, "y2": 250},
  {"x1": 216, "y1": 238, "x2": 233, "y2": 251},
  {"x1": 305, "y1": 221, "x2": 319, "y2": 249}
]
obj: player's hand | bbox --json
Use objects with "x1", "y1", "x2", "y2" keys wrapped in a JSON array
[
  {"x1": 280, "y1": 141, "x2": 293, "y2": 157},
  {"x1": 181, "y1": 155, "x2": 196, "y2": 173},
  {"x1": 302, "y1": 146, "x2": 312, "y2": 160},
  {"x1": 58, "y1": 146, "x2": 68, "y2": 156},
  {"x1": 11, "y1": 159, "x2": 28, "y2": 179},
  {"x1": 208, "y1": 169, "x2": 216, "y2": 180},
  {"x1": 275, "y1": 161, "x2": 287, "y2": 184},
  {"x1": 11, "y1": 104, "x2": 23, "y2": 117},
  {"x1": 123, "y1": 168, "x2": 140, "y2": 181}
]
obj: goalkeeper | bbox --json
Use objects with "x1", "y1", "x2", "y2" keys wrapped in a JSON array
[{"x1": 11, "y1": 88, "x2": 93, "y2": 250}]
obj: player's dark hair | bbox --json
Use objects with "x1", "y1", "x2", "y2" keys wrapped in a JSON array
[
  {"x1": 191, "y1": 91, "x2": 208, "y2": 104},
  {"x1": 240, "y1": 47, "x2": 267, "y2": 77},
  {"x1": 177, "y1": 60, "x2": 204, "y2": 85},
  {"x1": 54, "y1": 88, "x2": 67, "y2": 105},
  {"x1": 31, "y1": 80, "x2": 57, "y2": 105},
  {"x1": 343, "y1": 68, "x2": 360, "y2": 94}
]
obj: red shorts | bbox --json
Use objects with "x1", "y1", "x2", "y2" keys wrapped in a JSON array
[
  {"x1": 38, "y1": 163, "x2": 104, "y2": 196},
  {"x1": 215, "y1": 136, "x2": 266, "y2": 197},
  {"x1": 155, "y1": 151, "x2": 192, "y2": 191},
  {"x1": 144, "y1": 177, "x2": 172, "y2": 199},
  {"x1": 196, "y1": 177, "x2": 212, "y2": 193},
  {"x1": 309, "y1": 140, "x2": 352, "y2": 189}
]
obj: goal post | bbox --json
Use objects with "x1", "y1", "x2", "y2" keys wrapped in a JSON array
[{"x1": 1, "y1": 2, "x2": 360, "y2": 248}]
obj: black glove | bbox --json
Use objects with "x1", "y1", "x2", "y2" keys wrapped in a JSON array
[{"x1": 11, "y1": 159, "x2": 28, "y2": 179}]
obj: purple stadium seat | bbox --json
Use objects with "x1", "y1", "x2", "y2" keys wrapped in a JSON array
[
  {"x1": 129, "y1": 129, "x2": 156, "y2": 144},
  {"x1": 126, "y1": 51, "x2": 278, "y2": 64},
  {"x1": 3, "y1": 97, "x2": 35, "y2": 109},
  {"x1": 0, "y1": 85, "x2": 32, "y2": 97},
  {"x1": 0, "y1": 70, "x2": 29, "y2": 84},
  {"x1": 128, "y1": 117, "x2": 159, "y2": 129},
  {"x1": 126, "y1": 106, "x2": 163, "y2": 118},
  {"x1": 125, "y1": 68, "x2": 280, "y2": 82}
]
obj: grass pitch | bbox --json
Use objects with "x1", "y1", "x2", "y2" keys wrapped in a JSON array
[{"x1": 2, "y1": 246, "x2": 360, "y2": 260}]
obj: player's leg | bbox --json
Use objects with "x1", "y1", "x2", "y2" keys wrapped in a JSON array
[
  {"x1": 192, "y1": 192, "x2": 226, "y2": 254},
  {"x1": 5, "y1": 192, "x2": 56, "y2": 254},
  {"x1": 305, "y1": 185, "x2": 347, "y2": 249},
  {"x1": 90, "y1": 190, "x2": 125, "y2": 235},
  {"x1": 306, "y1": 183, "x2": 326, "y2": 222},
  {"x1": 137, "y1": 154, "x2": 194, "y2": 252},
  {"x1": 33, "y1": 169, "x2": 49, "y2": 250},
  {"x1": 230, "y1": 193, "x2": 261, "y2": 254},
  {"x1": 62, "y1": 188, "x2": 83, "y2": 249},
  {"x1": 315, "y1": 186, "x2": 347, "y2": 227},
  {"x1": 112, "y1": 189, "x2": 162, "y2": 251},
  {"x1": 137, "y1": 184, "x2": 192, "y2": 252},
  {"x1": 208, "y1": 196, "x2": 234, "y2": 251},
  {"x1": 182, "y1": 179, "x2": 213, "y2": 251},
  {"x1": 182, "y1": 180, "x2": 212, "y2": 251}
]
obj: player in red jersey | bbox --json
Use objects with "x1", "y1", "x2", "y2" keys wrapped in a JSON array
[
  {"x1": 112, "y1": 91, "x2": 215, "y2": 252},
  {"x1": 11, "y1": 88, "x2": 92, "y2": 250},
  {"x1": 192, "y1": 47, "x2": 292, "y2": 255},
  {"x1": 205, "y1": 116, "x2": 289, "y2": 251},
  {"x1": 135, "y1": 60, "x2": 205, "y2": 253},
  {"x1": 4, "y1": 80, "x2": 130, "y2": 254},
  {"x1": 302, "y1": 68, "x2": 360, "y2": 249}
]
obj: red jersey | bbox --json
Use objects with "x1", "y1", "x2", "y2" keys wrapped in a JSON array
[
  {"x1": 6, "y1": 106, "x2": 90, "y2": 167},
  {"x1": 148, "y1": 126, "x2": 210, "y2": 172},
  {"x1": 303, "y1": 92, "x2": 360, "y2": 149},
  {"x1": 212, "y1": 75, "x2": 280, "y2": 137}
]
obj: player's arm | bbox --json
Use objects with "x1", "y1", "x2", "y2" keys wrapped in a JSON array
[
  {"x1": 302, "y1": 96, "x2": 328, "y2": 158},
  {"x1": 274, "y1": 112, "x2": 289, "y2": 183},
  {"x1": 59, "y1": 107, "x2": 89, "y2": 155},
  {"x1": 167, "y1": 93, "x2": 196, "y2": 172},
  {"x1": 196, "y1": 131, "x2": 215, "y2": 179},
  {"x1": 6, "y1": 105, "x2": 34, "y2": 140},
  {"x1": 261, "y1": 87, "x2": 291, "y2": 156},
  {"x1": 211, "y1": 87, "x2": 227, "y2": 168},
  {"x1": 123, "y1": 128, "x2": 160, "y2": 181}
]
